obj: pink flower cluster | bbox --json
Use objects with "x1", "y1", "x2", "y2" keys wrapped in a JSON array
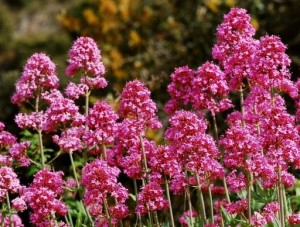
[
  {"x1": 66, "y1": 36, "x2": 107, "y2": 91},
  {"x1": 22, "y1": 169, "x2": 67, "y2": 226},
  {"x1": 165, "y1": 63, "x2": 232, "y2": 115},
  {"x1": 11, "y1": 53, "x2": 59, "y2": 106},
  {"x1": 82, "y1": 159, "x2": 129, "y2": 224},
  {"x1": 84, "y1": 101, "x2": 118, "y2": 154},
  {"x1": 136, "y1": 182, "x2": 169, "y2": 215}
]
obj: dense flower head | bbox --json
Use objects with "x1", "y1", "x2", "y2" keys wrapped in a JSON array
[
  {"x1": 0, "y1": 166, "x2": 21, "y2": 201},
  {"x1": 9, "y1": 141, "x2": 31, "y2": 167},
  {"x1": 53, "y1": 126, "x2": 85, "y2": 153},
  {"x1": 148, "y1": 145, "x2": 181, "y2": 177},
  {"x1": 31, "y1": 169, "x2": 64, "y2": 195},
  {"x1": 65, "y1": 82, "x2": 89, "y2": 100},
  {"x1": 15, "y1": 112, "x2": 46, "y2": 131},
  {"x1": 22, "y1": 169, "x2": 67, "y2": 226},
  {"x1": 249, "y1": 35, "x2": 297, "y2": 97},
  {"x1": 84, "y1": 101, "x2": 118, "y2": 148},
  {"x1": 212, "y1": 8, "x2": 256, "y2": 90},
  {"x1": 12, "y1": 197, "x2": 27, "y2": 212},
  {"x1": 220, "y1": 125, "x2": 262, "y2": 169},
  {"x1": 23, "y1": 187, "x2": 67, "y2": 226},
  {"x1": 192, "y1": 62, "x2": 232, "y2": 114},
  {"x1": 0, "y1": 214, "x2": 24, "y2": 227},
  {"x1": 165, "y1": 110, "x2": 218, "y2": 161},
  {"x1": 226, "y1": 198, "x2": 247, "y2": 214},
  {"x1": 262, "y1": 202, "x2": 279, "y2": 223},
  {"x1": 136, "y1": 182, "x2": 169, "y2": 215},
  {"x1": 225, "y1": 170, "x2": 247, "y2": 193},
  {"x1": 12, "y1": 53, "x2": 59, "y2": 105},
  {"x1": 179, "y1": 210, "x2": 198, "y2": 227},
  {"x1": 0, "y1": 155, "x2": 13, "y2": 167},
  {"x1": 0, "y1": 126, "x2": 17, "y2": 148},
  {"x1": 215, "y1": 8, "x2": 255, "y2": 44},
  {"x1": 119, "y1": 80, "x2": 161, "y2": 130},
  {"x1": 66, "y1": 36, "x2": 107, "y2": 89},
  {"x1": 288, "y1": 213, "x2": 300, "y2": 225},
  {"x1": 165, "y1": 110, "x2": 207, "y2": 144},
  {"x1": 82, "y1": 159, "x2": 129, "y2": 221},
  {"x1": 115, "y1": 119, "x2": 145, "y2": 149},
  {"x1": 121, "y1": 139, "x2": 156, "y2": 179},
  {"x1": 165, "y1": 66, "x2": 194, "y2": 114},
  {"x1": 43, "y1": 92, "x2": 84, "y2": 132},
  {"x1": 250, "y1": 212, "x2": 267, "y2": 227}
]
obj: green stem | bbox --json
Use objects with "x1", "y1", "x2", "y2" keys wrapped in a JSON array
[
  {"x1": 239, "y1": 85, "x2": 245, "y2": 128},
  {"x1": 104, "y1": 199, "x2": 112, "y2": 227},
  {"x1": 69, "y1": 152, "x2": 94, "y2": 226},
  {"x1": 186, "y1": 187, "x2": 194, "y2": 227},
  {"x1": 133, "y1": 179, "x2": 142, "y2": 227},
  {"x1": 153, "y1": 211, "x2": 160, "y2": 227},
  {"x1": 69, "y1": 152, "x2": 79, "y2": 188},
  {"x1": 83, "y1": 89, "x2": 90, "y2": 165},
  {"x1": 212, "y1": 115, "x2": 230, "y2": 203},
  {"x1": 247, "y1": 172, "x2": 253, "y2": 222},
  {"x1": 195, "y1": 172, "x2": 207, "y2": 224},
  {"x1": 6, "y1": 192, "x2": 12, "y2": 227},
  {"x1": 164, "y1": 175, "x2": 175, "y2": 227},
  {"x1": 208, "y1": 185, "x2": 214, "y2": 223},
  {"x1": 1, "y1": 202, "x2": 4, "y2": 227},
  {"x1": 37, "y1": 129, "x2": 45, "y2": 169},
  {"x1": 277, "y1": 167, "x2": 285, "y2": 227},
  {"x1": 101, "y1": 143, "x2": 107, "y2": 160},
  {"x1": 139, "y1": 134, "x2": 149, "y2": 182}
]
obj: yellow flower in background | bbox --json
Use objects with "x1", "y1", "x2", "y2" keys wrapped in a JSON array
[
  {"x1": 100, "y1": 0, "x2": 117, "y2": 16},
  {"x1": 251, "y1": 18, "x2": 260, "y2": 30},
  {"x1": 129, "y1": 30, "x2": 141, "y2": 47},
  {"x1": 205, "y1": 0, "x2": 220, "y2": 13},
  {"x1": 225, "y1": 0, "x2": 236, "y2": 7},
  {"x1": 83, "y1": 8, "x2": 98, "y2": 25}
]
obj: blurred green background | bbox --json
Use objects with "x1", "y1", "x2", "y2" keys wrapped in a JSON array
[{"x1": 0, "y1": 0, "x2": 300, "y2": 129}]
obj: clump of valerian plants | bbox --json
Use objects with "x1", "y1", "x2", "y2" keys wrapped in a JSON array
[{"x1": 0, "y1": 7, "x2": 300, "y2": 227}]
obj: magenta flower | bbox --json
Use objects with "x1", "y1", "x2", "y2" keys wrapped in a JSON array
[
  {"x1": 225, "y1": 170, "x2": 247, "y2": 193},
  {"x1": 119, "y1": 80, "x2": 161, "y2": 130},
  {"x1": 0, "y1": 167, "x2": 21, "y2": 201},
  {"x1": 179, "y1": 210, "x2": 198, "y2": 227},
  {"x1": 9, "y1": 141, "x2": 31, "y2": 167},
  {"x1": 22, "y1": 169, "x2": 67, "y2": 226},
  {"x1": 82, "y1": 159, "x2": 129, "y2": 222},
  {"x1": 12, "y1": 197, "x2": 27, "y2": 212},
  {"x1": 288, "y1": 213, "x2": 300, "y2": 225},
  {"x1": 0, "y1": 214, "x2": 24, "y2": 227},
  {"x1": 65, "y1": 82, "x2": 89, "y2": 100},
  {"x1": 262, "y1": 202, "x2": 279, "y2": 223},
  {"x1": 136, "y1": 182, "x2": 169, "y2": 215},
  {"x1": 83, "y1": 101, "x2": 118, "y2": 152},
  {"x1": 53, "y1": 126, "x2": 85, "y2": 153},
  {"x1": 165, "y1": 66, "x2": 194, "y2": 114},
  {"x1": 192, "y1": 62, "x2": 232, "y2": 115},
  {"x1": 212, "y1": 8, "x2": 257, "y2": 90},
  {"x1": 66, "y1": 36, "x2": 107, "y2": 89},
  {"x1": 250, "y1": 212, "x2": 267, "y2": 227},
  {"x1": 249, "y1": 35, "x2": 297, "y2": 98},
  {"x1": 15, "y1": 112, "x2": 46, "y2": 131},
  {"x1": 43, "y1": 91, "x2": 84, "y2": 132},
  {"x1": 31, "y1": 169, "x2": 64, "y2": 195},
  {"x1": 0, "y1": 122, "x2": 17, "y2": 148},
  {"x1": 11, "y1": 53, "x2": 59, "y2": 106},
  {"x1": 226, "y1": 198, "x2": 247, "y2": 214}
]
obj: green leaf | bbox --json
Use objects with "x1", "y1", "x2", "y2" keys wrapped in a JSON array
[{"x1": 129, "y1": 193, "x2": 136, "y2": 202}]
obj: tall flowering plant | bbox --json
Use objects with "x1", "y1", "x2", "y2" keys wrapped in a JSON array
[{"x1": 0, "y1": 7, "x2": 299, "y2": 227}]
